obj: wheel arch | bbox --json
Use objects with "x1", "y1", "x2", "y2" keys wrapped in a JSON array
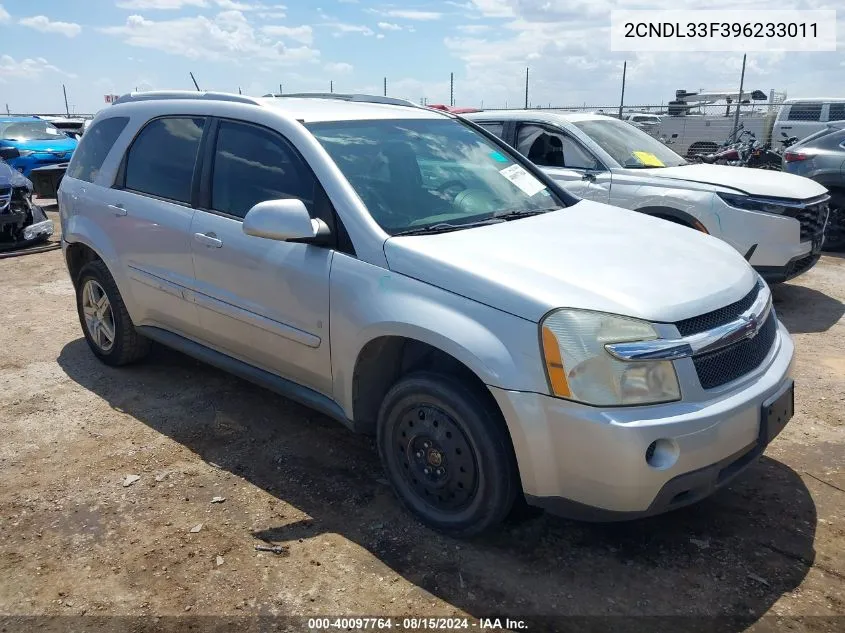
[{"x1": 634, "y1": 205, "x2": 709, "y2": 232}]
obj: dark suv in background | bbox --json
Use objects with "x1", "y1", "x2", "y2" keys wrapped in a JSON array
[{"x1": 783, "y1": 122, "x2": 845, "y2": 251}]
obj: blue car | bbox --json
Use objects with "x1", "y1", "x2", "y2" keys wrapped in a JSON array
[{"x1": 0, "y1": 117, "x2": 78, "y2": 178}]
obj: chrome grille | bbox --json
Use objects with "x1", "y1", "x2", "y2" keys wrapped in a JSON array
[{"x1": 692, "y1": 311, "x2": 778, "y2": 389}]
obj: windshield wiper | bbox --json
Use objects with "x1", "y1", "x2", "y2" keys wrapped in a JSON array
[
  {"x1": 494, "y1": 207, "x2": 560, "y2": 220},
  {"x1": 392, "y1": 218, "x2": 504, "y2": 236}
]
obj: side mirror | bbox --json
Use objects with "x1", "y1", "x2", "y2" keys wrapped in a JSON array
[
  {"x1": 242, "y1": 198, "x2": 330, "y2": 244},
  {"x1": 0, "y1": 147, "x2": 21, "y2": 160}
]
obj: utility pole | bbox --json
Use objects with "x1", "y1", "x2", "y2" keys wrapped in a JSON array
[
  {"x1": 450, "y1": 72, "x2": 454, "y2": 107},
  {"x1": 62, "y1": 84, "x2": 69, "y2": 117},
  {"x1": 732, "y1": 54, "x2": 747, "y2": 142},
  {"x1": 524, "y1": 67, "x2": 529, "y2": 109},
  {"x1": 330, "y1": 80, "x2": 333, "y2": 93},
  {"x1": 238, "y1": 86, "x2": 242, "y2": 95},
  {"x1": 279, "y1": 83, "x2": 283, "y2": 95},
  {"x1": 383, "y1": 77, "x2": 387, "y2": 96},
  {"x1": 618, "y1": 60, "x2": 627, "y2": 119},
  {"x1": 5, "y1": 104, "x2": 10, "y2": 116},
  {"x1": 190, "y1": 72, "x2": 201, "y2": 91}
]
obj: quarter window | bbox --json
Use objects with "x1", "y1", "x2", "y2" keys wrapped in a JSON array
[
  {"x1": 210, "y1": 121, "x2": 316, "y2": 219},
  {"x1": 67, "y1": 117, "x2": 129, "y2": 183},
  {"x1": 516, "y1": 124, "x2": 598, "y2": 170},
  {"x1": 124, "y1": 117, "x2": 206, "y2": 204},
  {"x1": 786, "y1": 103, "x2": 823, "y2": 122}
]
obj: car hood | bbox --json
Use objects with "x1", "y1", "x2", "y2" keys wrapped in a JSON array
[
  {"x1": 0, "y1": 159, "x2": 32, "y2": 189},
  {"x1": 384, "y1": 200, "x2": 757, "y2": 324},
  {"x1": 0, "y1": 137, "x2": 77, "y2": 152},
  {"x1": 636, "y1": 163, "x2": 827, "y2": 199}
]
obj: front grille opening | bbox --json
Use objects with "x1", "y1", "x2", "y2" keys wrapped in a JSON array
[
  {"x1": 785, "y1": 201, "x2": 828, "y2": 241},
  {"x1": 692, "y1": 311, "x2": 778, "y2": 390},
  {"x1": 670, "y1": 490, "x2": 693, "y2": 506}
]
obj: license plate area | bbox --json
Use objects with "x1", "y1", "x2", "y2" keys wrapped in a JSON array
[{"x1": 759, "y1": 380, "x2": 794, "y2": 445}]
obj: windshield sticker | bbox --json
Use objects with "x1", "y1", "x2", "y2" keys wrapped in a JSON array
[
  {"x1": 499, "y1": 164, "x2": 546, "y2": 197},
  {"x1": 489, "y1": 151, "x2": 509, "y2": 163},
  {"x1": 632, "y1": 151, "x2": 665, "y2": 167}
]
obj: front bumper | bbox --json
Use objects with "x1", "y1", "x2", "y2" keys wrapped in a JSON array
[
  {"x1": 755, "y1": 248, "x2": 821, "y2": 283},
  {"x1": 490, "y1": 320, "x2": 794, "y2": 519}
]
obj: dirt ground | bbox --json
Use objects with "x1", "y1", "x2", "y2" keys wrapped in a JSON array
[{"x1": 0, "y1": 208, "x2": 843, "y2": 632}]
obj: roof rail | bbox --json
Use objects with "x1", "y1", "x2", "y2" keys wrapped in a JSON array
[
  {"x1": 262, "y1": 92, "x2": 423, "y2": 109},
  {"x1": 112, "y1": 91, "x2": 263, "y2": 106}
]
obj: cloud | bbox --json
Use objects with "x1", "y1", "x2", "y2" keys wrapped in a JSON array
[
  {"x1": 323, "y1": 22, "x2": 374, "y2": 37},
  {"x1": 377, "y1": 22, "x2": 402, "y2": 31},
  {"x1": 19, "y1": 15, "x2": 82, "y2": 38},
  {"x1": 324, "y1": 62, "x2": 353, "y2": 74},
  {"x1": 456, "y1": 24, "x2": 490, "y2": 34},
  {"x1": 468, "y1": 0, "x2": 514, "y2": 18},
  {"x1": 376, "y1": 33, "x2": 385, "y2": 39},
  {"x1": 440, "y1": 0, "x2": 845, "y2": 108},
  {"x1": 116, "y1": 0, "x2": 208, "y2": 8},
  {"x1": 101, "y1": 11, "x2": 318, "y2": 65},
  {"x1": 116, "y1": 0, "x2": 285, "y2": 9},
  {"x1": 0, "y1": 4, "x2": 9, "y2": 23},
  {"x1": 383, "y1": 10, "x2": 442, "y2": 20},
  {"x1": 261, "y1": 24, "x2": 313, "y2": 44},
  {"x1": 0, "y1": 55, "x2": 75, "y2": 83}
]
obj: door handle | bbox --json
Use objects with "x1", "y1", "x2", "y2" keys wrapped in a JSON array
[
  {"x1": 193, "y1": 232, "x2": 223, "y2": 248},
  {"x1": 108, "y1": 204, "x2": 127, "y2": 217}
]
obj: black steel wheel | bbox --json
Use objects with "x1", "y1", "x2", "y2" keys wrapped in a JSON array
[{"x1": 377, "y1": 371, "x2": 518, "y2": 536}]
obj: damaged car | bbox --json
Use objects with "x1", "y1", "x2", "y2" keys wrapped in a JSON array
[{"x1": 0, "y1": 159, "x2": 54, "y2": 252}]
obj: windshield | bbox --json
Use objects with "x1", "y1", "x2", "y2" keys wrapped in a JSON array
[
  {"x1": 307, "y1": 118, "x2": 564, "y2": 235},
  {"x1": 573, "y1": 118, "x2": 687, "y2": 168},
  {"x1": 0, "y1": 120, "x2": 66, "y2": 142}
]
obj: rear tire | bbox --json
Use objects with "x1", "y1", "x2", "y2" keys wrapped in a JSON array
[
  {"x1": 76, "y1": 260, "x2": 151, "y2": 366},
  {"x1": 377, "y1": 371, "x2": 518, "y2": 536}
]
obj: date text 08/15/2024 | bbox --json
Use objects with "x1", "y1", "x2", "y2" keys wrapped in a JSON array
[{"x1": 307, "y1": 618, "x2": 528, "y2": 630}]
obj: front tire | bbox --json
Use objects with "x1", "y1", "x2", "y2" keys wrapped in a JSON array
[
  {"x1": 377, "y1": 372, "x2": 518, "y2": 536},
  {"x1": 75, "y1": 260, "x2": 151, "y2": 366}
]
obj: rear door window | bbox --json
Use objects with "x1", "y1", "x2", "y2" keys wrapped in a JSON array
[
  {"x1": 123, "y1": 117, "x2": 206, "y2": 204},
  {"x1": 786, "y1": 103, "x2": 823, "y2": 122},
  {"x1": 67, "y1": 117, "x2": 129, "y2": 183}
]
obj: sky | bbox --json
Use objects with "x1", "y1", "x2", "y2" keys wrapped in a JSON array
[{"x1": 0, "y1": 0, "x2": 843, "y2": 115}]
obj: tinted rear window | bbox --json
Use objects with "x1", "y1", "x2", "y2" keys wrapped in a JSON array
[
  {"x1": 67, "y1": 117, "x2": 129, "y2": 183},
  {"x1": 124, "y1": 117, "x2": 205, "y2": 204}
]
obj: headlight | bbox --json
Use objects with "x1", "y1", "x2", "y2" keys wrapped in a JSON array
[
  {"x1": 717, "y1": 192, "x2": 791, "y2": 214},
  {"x1": 540, "y1": 309, "x2": 680, "y2": 406}
]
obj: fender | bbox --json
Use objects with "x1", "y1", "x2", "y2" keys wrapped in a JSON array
[
  {"x1": 63, "y1": 214, "x2": 140, "y2": 317},
  {"x1": 328, "y1": 256, "x2": 547, "y2": 420},
  {"x1": 634, "y1": 205, "x2": 709, "y2": 233}
]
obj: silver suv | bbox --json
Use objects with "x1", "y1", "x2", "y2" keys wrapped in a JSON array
[{"x1": 59, "y1": 92, "x2": 795, "y2": 535}]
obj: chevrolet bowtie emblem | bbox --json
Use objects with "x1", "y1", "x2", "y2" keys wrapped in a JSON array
[{"x1": 740, "y1": 314, "x2": 759, "y2": 339}]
